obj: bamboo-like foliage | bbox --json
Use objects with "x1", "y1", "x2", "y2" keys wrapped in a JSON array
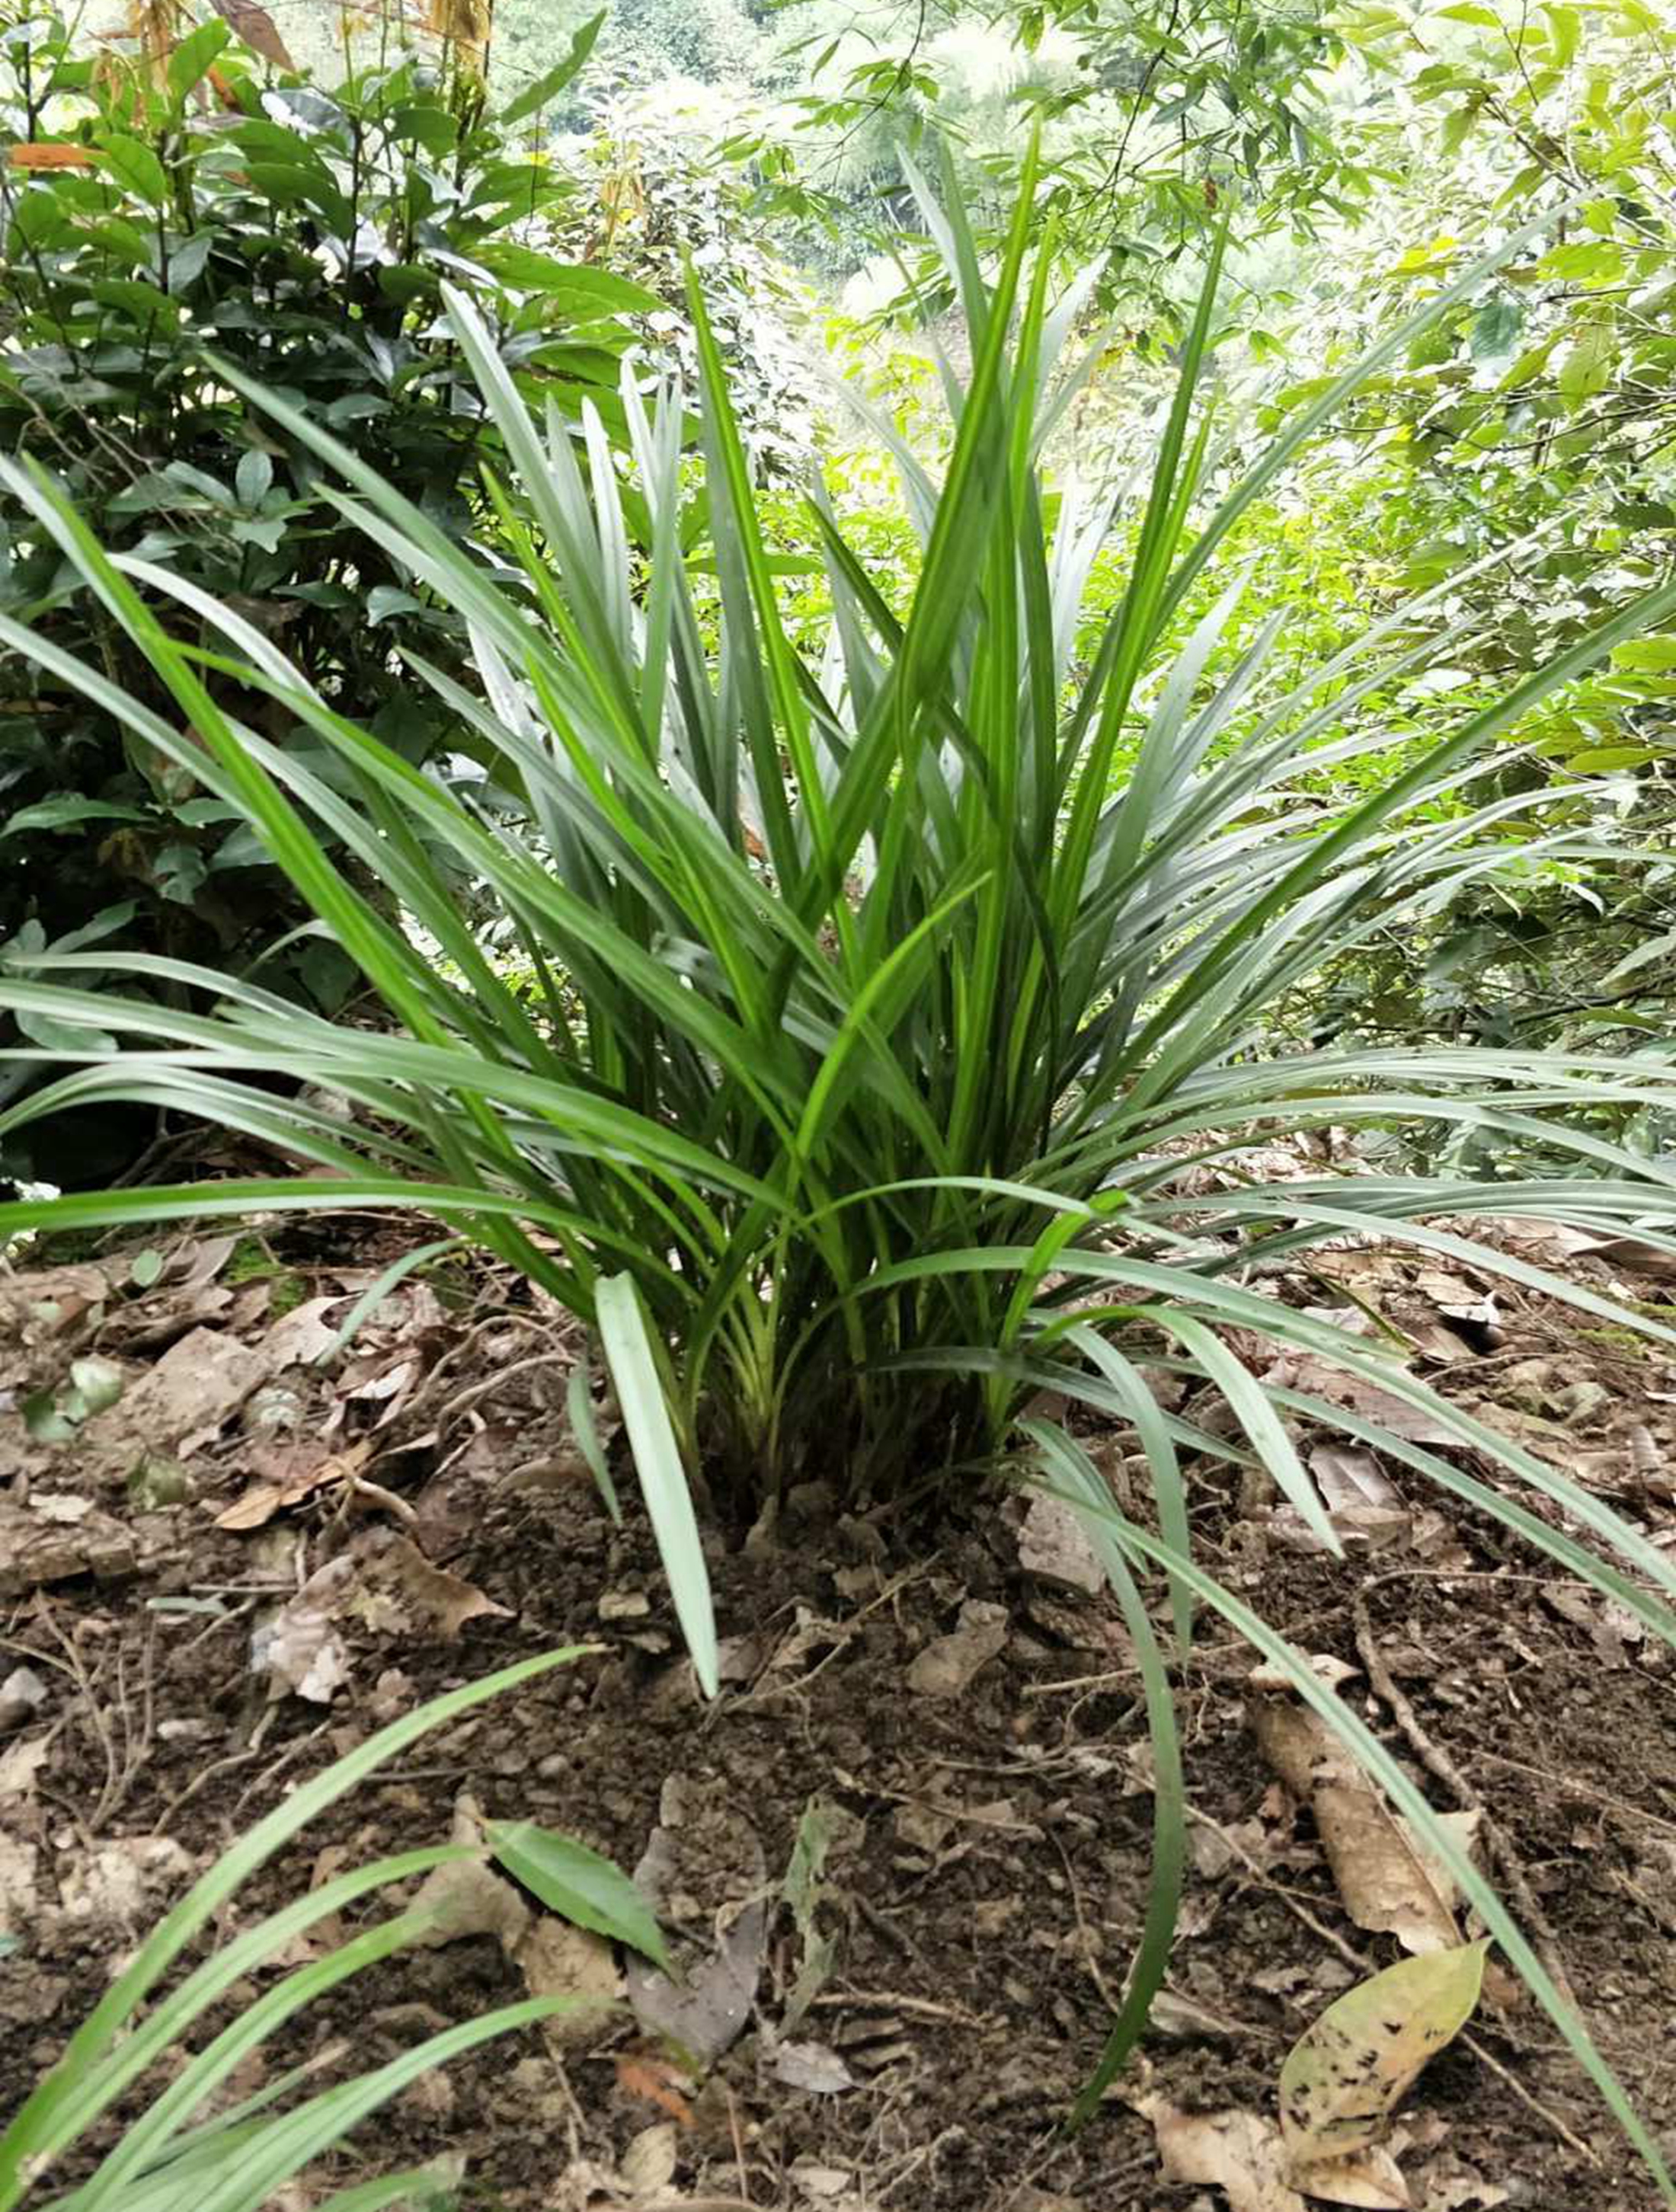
[{"x1": 2, "y1": 152, "x2": 1675, "y2": 2185}]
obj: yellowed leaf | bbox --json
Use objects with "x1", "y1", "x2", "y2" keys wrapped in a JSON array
[
  {"x1": 1251, "y1": 1686, "x2": 1470, "y2": 1954},
  {"x1": 7, "y1": 142, "x2": 97, "y2": 168},
  {"x1": 215, "y1": 1440, "x2": 369, "y2": 1530},
  {"x1": 1281, "y1": 1943, "x2": 1489, "y2": 2171},
  {"x1": 1295, "y1": 2143, "x2": 1410, "y2": 2207},
  {"x1": 1143, "y1": 2100, "x2": 1307, "y2": 2212}
]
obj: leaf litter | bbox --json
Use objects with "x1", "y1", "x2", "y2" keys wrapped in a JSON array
[{"x1": 3, "y1": 1217, "x2": 1676, "y2": 2208}]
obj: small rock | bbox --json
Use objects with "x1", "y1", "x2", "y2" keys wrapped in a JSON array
[
  {"x1": 0, "y1": 1665, "x2": 48, "y2": 1731},
  {"x1": 409, "y1": 1858, "x2": 530, "y2": 1951},
  {"x1": 598, "y1": 1590, "x2": 651, "y2": 1621},
  {"x1": 58, "y1": 1836, "x2": 194, "y2": 1928},
  {"x1": 1017, "y1": 1492, "x2": 1105, "y2": 1596},
  {"x1": 790, "y1": 2165, "x2": 854, "y2": 2202},
  {"x1": 241, "y1": 1383, "x2": 306, "y2": 1435},
  {"x1": 517, "y1": 1914, "x2": 621, "y2": 2051},
  {"x1": 617, "y1": 2121, "x2": 678, "y2": 2197}
]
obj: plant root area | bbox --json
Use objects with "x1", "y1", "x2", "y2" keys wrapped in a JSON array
[{"x1": 3, "y1": 1216, "x2": 1676, "y2": 2211}]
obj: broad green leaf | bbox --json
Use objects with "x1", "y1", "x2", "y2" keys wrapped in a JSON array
[
  {"x1": 497, "y1": 11, "x2": 604, "y2": 124},
  {"x1": 167, "y1": 19, "x2": 230, "y2": 99},
  {"x1": 99, "y1": 135, "x2": 169, "y2": 207},
  {"x1": 477, "y1": 247, "x2": 660, "y2": 315},
  {"x1": 1280, "y1": 1942, "x2": 1489, "y2": 2169},
  {"x1": 1556, "y1": 321, "x2": 1615, "y2": 407},
  {"x1": 2, "y1": 800, "x2": 150, "y2": 837},
  {"x1": 1542, "y1": 2, "x2": 1581, "y2": 59},
  {"x1": 490, "y1": 1820, "x2": 669, "y2": 1970},
  {"x1": 1470, "y1": 293, "x2": 1521, "y2": 360}
]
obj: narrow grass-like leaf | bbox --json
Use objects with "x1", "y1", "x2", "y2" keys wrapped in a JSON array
[{"x1": 594, "y1": 1273, "x2": 718, "y2": 1697}]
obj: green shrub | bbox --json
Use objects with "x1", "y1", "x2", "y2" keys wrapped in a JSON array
[
  {"x1": 0, "y1": 0, "x2": 650, "y2": 1179},
  {"x1": 3, "y1": 152, "x2": 1676, "y2": 2183}
]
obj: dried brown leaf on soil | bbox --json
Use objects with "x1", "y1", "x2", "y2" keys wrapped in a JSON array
[
  {"x1": 628, "y1": 1787, "x2": 766, "y2": 2066},
  {"x1": 1289, "y1": 2146, "x2": 1411, "y2": 2208},
  {"x1": 1310, "y1": 1449, "x2": 1403, "y2": 1514},
  {"x1": 1141, "y1": 2099, "x2": 1308, "y2": 2212},
  {"x1": 1261, "y1": 1355, "x2": 1462, "y2": 1450},
  {"x1": 1016, "y1": 1491, "x2": 1105, "y2": 1595},
  {"x1": 0, "y1": 1835, "x2": 40, "y2": 1935},
  {"x1": 356, "y1": 1529, "x2": 511, "y2": 1637},
  {"x1": 254, "y1": 1557, "x2": 354, "y2": 1703},
  {"x1": 0, "y1": 1734, "x2": 50, "y2": 1798},
  {"x1": 618, "y1": 2121, "x2": 680, "y2": 2195},
  {"x1": 215, "y1": 1439, "x2": 371, "y2": 1530},
  {"x1": 248, "y1": 1527, "x2": 510, "y2": 1701},
  {"x1": 905, "y1": 1597, "x2": 1009, "y2": 1696},
  {"x1": 626, "y1": 1888, "x2": 766, "y2": 2066},
  {"x1": 771, "y1": 2038, "x2": 856, "y2": 2093},
  {"x1": 615, "y1": 2051, "x2": 695, "y2": 2126},
  {"x1": 0, "y1": 1264, "x2": 113, "y2": 1386},
  {"x1": 1280, "y1": 1942, "x2": 1489, "y2": 2172},
  {"x1": 84, "y1": 1325, "x2": 268, "y2": 1462},
  {"x1": 1250, "y1": 1674, "x2": 1476, "y2": 1954},
  {"x1": 409, "y1": 1855, "x2": 531, "y2": 1949}
]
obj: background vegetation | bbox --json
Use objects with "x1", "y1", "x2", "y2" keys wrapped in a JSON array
[{"x1": 2, "y1": 0, "x2": 1675, "y2": 2200}]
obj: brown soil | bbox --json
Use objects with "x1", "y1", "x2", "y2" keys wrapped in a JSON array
[{"x1": 2, "y1": 1217, "x2": 1674, "y2": 2212}]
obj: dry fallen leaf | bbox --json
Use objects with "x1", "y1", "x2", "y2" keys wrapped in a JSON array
[
  {"x1": 1143, "y1": 2099, "x2": 1307, "y2": 2212},
  {"x1": 617, "y1": 2119, "x2": 679, "y2": 2197},
  {"x1": 0, "y1": 1835, "x2": 40, "y2": 1935},
  {"x1": 252, "y1": 1556, "x2": 355, "y2": 1703},
  {"x1": 1017, "y1": 1491, "x2": 1105, "y2": 1595},
  {"x1": 906, "y1": 1597, "x2": 1009, "y2": 1696},
  {"x1": 0, "y1": 1735, "x2": 50, "y2": 1798},
  {"x1": 1263, "y1": 1357, "x2": 1461, "y2": 1449},
  {"x1": 614, "y1": 2051, "x2": 695, "y2": 2127},
  {"x1": 626, "y1": 1795, "x2": 766, "y2": 2067},
  {"x1": 210, "y1": 0, "x2": 296, "y2": 69},
  {"x1": 1293, "y1": 2143, "x2": 1411, "y2": 2209},
  {"x1": 1280, "y1": 1942, "x2": 1489, "y2": 2172},
  {"x1": 1250, "y1": 1680, "x2": 1472, "y2": 1954},
  {"x1": 0, "y1": 1495, "x2": 136, "y2": 1597},
  {"x1": 1310, "y1": 1448, "x2": 1402, "y2": 1514},
  {"x1": 772, "y1": 2038, "x2": 856, "y2": 2093},
  {"x1": 359, "y1": 1530, "x2": 510, "y2": 1638},
  {"x1": 408, "y1": 1856, "x2": 530, "y2": 1950},
  {"x1": 215, "y1": 1440, "x2": 369, "y2": 1530}
]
